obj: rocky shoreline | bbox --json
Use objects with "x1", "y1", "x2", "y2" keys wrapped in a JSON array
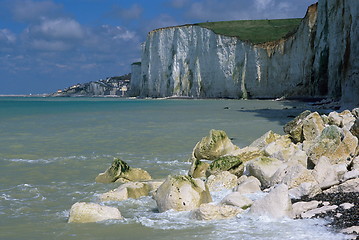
[
  {"x1": 294, "y1": 192, "x2": 358, "y2": 235},
  {"x1": 67, "y1": 107, "x2": 359, "y2": 239}
]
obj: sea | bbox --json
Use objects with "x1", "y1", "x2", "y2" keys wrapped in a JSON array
[{"x1": 0, "y1": 97, "x2": 348, "y2": 240}]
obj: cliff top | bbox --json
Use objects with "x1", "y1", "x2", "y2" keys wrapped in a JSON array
[{"x1": 196, "y1": 18, "x2": 302, "y2": 44}]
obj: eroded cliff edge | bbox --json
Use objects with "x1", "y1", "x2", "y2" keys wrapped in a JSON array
[{"x1": 131, "y1": 0, "x2": 358, "y2": 107}]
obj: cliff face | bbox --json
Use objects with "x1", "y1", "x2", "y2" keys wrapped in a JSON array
[
  {"x1": 132, "y1": 0, "x2": 358, "y2": 106},
  {"x1": 52, "y1": 76, "x2": 130, "y2": 97}
]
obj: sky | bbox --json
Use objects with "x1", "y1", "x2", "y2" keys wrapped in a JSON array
[{"x1": 0, "y1": 0, "x2": 316, "y2": 94}]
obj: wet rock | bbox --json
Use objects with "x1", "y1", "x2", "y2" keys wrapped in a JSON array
[
  {"x1": 249, "y1": 184, "x2": 294, "y2": 219},
  {"x1": 95, "y1": 158, "x2": 152, "y2": 183},
  {"x1": 154, "y1": 175, "x2": 212, "y2": 212},
  {"x1": 221, "y1": 192, "x2": 253, "y2": 209},
  {"x1": 68, "y1": 202, "x2": 122, "y2": 223},
  {"x1": 192, "y1": 203, "x2": 242, "y2": 220},
  {"x1": 191, "y1": 129, "x2": 238, "y2": 161},
  {"x1": 100, "y1": 180, "x2": 164, "y2": 201},
  {"x1": 206, "y1": 171, "x2": 237, "y2": 191}
]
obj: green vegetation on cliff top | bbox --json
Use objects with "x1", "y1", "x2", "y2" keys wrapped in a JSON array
[{"x1": 196, "y1": 18, "x2": 302, "y2": 44}]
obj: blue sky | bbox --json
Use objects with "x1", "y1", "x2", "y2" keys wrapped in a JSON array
[{"x1": 0, "y1": 0, "x2": 316, "y2": 94}]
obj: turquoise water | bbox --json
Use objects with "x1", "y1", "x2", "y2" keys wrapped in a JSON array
[{"x1": 0, "y1": 97, "x2": 346, "y2": 239}]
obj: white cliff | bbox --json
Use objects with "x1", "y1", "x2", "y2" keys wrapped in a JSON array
[{"x1": 131, "y1": 0, "x2": 358, "y2": 106}]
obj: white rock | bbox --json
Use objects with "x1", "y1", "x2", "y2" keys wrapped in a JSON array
[
  {"x1": 340, "y1": 203, "x2": 354, "y2": 210},
  {"x1": 352, "y1": 156, "x2": 359, "y2": 171},
  {"x1": 301, "y1": 205, "x2": 338, "y2": 219},
  {"x1": 249, "y1": 131, "x2": 282, "y2": 150},
  {"x1": 334, "y1": 163, "x2": 348, "y2": 180},
  {"x1": 192, "y1": 203, "x2": 242, "y2": 220},
  {"x1": 323, "y1": 178, "x2": 359, "y2": 193},
  {"x1": 154, "y1": 175, "x2": 212, "y2": 212},
  {"x1": 302, "y1": 112, "x2": 325, "y2": 141},
  {"x1": 206, "y1": 171, "x2": 238, "y2": 192},
  {"x1": 270, "y1": 163, "x2": 317, "y2": 189},
  {"x1": 341, "y1": 226, "x2": 359, "y2": 235},
  {"x1": 221, "y1": 192, "x2": 253, "y2": 209},
  {"x1": 306, "y1": 126, "x2": 358, "y2": 165},
  {"x1": 312, "y1": 156, "x2": 338, "y2": 186},
  {"x1": 100, "y1": 180, "x2": 164, "y2": 201},
  {"x1": 234, "y1": 176, "x2": 262, "y2": 194},
  {"x1": 292, "y1": 201, "x2": 321, "y2": 218},
  {"x1": 191, "y1": 129, "x2": 238, "y2": 161},
  {"x1": 249, "y1": 184, "x2": 294, "y2": 219},
  {"x1": 342, "y1": 170, "x2": 359, "y2": 182},
  {"x1": 247, "y1": 157, "x2": 284, "y2": 188},
  {"x1": 263, "y1": 135, "x2": 307, "y2": 166},
  {"x1": 288, "y1": 182, "x2": 322, "y2": 199},
  {"x1": 68, "y1": 202, "x2": 123, "y2": 223}
]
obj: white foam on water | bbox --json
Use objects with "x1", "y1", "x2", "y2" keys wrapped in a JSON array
[
  {"x1": 6, "y1": 158, "x2": 53, "y2": 164},
  {"x1": 91, "y1": 191, "x2": 350, "y2": 240}
]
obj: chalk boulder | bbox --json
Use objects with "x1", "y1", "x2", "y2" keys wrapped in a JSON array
[
  {"x1": 188, "y1": 159, "x2": 210, "y2": 178},
  {"x1": 306, "y1": 126, "x2": 358, "y2": 166},
  {"x1": 95, "y1": 158, "x2": 152, "y2": 183},
  {"x1": 247, "y1": 157, "x2": 284, "y2": 188},
  {"x1": 312, "y1": 156, "x2": 339, "y2": 188},
  {"x1": 234, "y1": 176, "x2": 262, "y2": 194},
  {"x1": 100, "y1": 180, "x2": 164, "y2": 201},
  {"x1": 221, "y1": 192, "x2": 253, "y2": 209},
  {"x1": 154, "y1": 175, "x2": 212, "y2": 212},
  {"x1": 283, "y1": 110, "x2": 311, "y2": 143},
  {"x1": 191, "y1": 129, "x2": 238, "y2": 161},
  {"x1": 206, "y1": 171, "x2": 238, "y2": 191},
  {"x1": 68, "y1": 202, "x2": 122, "y2": 223},
  {"x1": 192, "y1": 203, "x2": 242, "y2": 220},
  {"x1": 249, "y1": 184, "x2": 294, "y2": 219}
]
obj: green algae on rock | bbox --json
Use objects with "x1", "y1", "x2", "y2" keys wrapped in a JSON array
[{"x1": 95, "y1": 158, "x2": 152, "y2": 183}]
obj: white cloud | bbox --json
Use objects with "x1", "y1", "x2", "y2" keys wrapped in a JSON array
[
  {"x1": 11, "y1": 0, "x2": 62, "y2": 22},
  {"x1": 254, "y1": 0, "x2": 274, "y2": 11},
  {"x1": 117, "y1": 4, "x2": 143, "y2": 20},
  {"x1": 31, "y1": 18, "x2": 85, "y2": 40},
  {"x1": 170, "y1": 0, "x2": 190, "y2": 8},
  {"x1": 182, "y1": 0, "x2": 316, "y2": 21},
  {"x1": 0, "y1": 29, "x2": 16, "y2": 43},
  {"x1": 31, "y1": 39, "x2": 72, "y2": 51}
]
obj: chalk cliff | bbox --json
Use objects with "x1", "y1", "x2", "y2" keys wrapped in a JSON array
[
  {"x1": 52, "y1": 75, "x2": 130, "y2": 97},
  {"x1": 131, "y1": 0, "x2": 358, "y2": 107}
]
